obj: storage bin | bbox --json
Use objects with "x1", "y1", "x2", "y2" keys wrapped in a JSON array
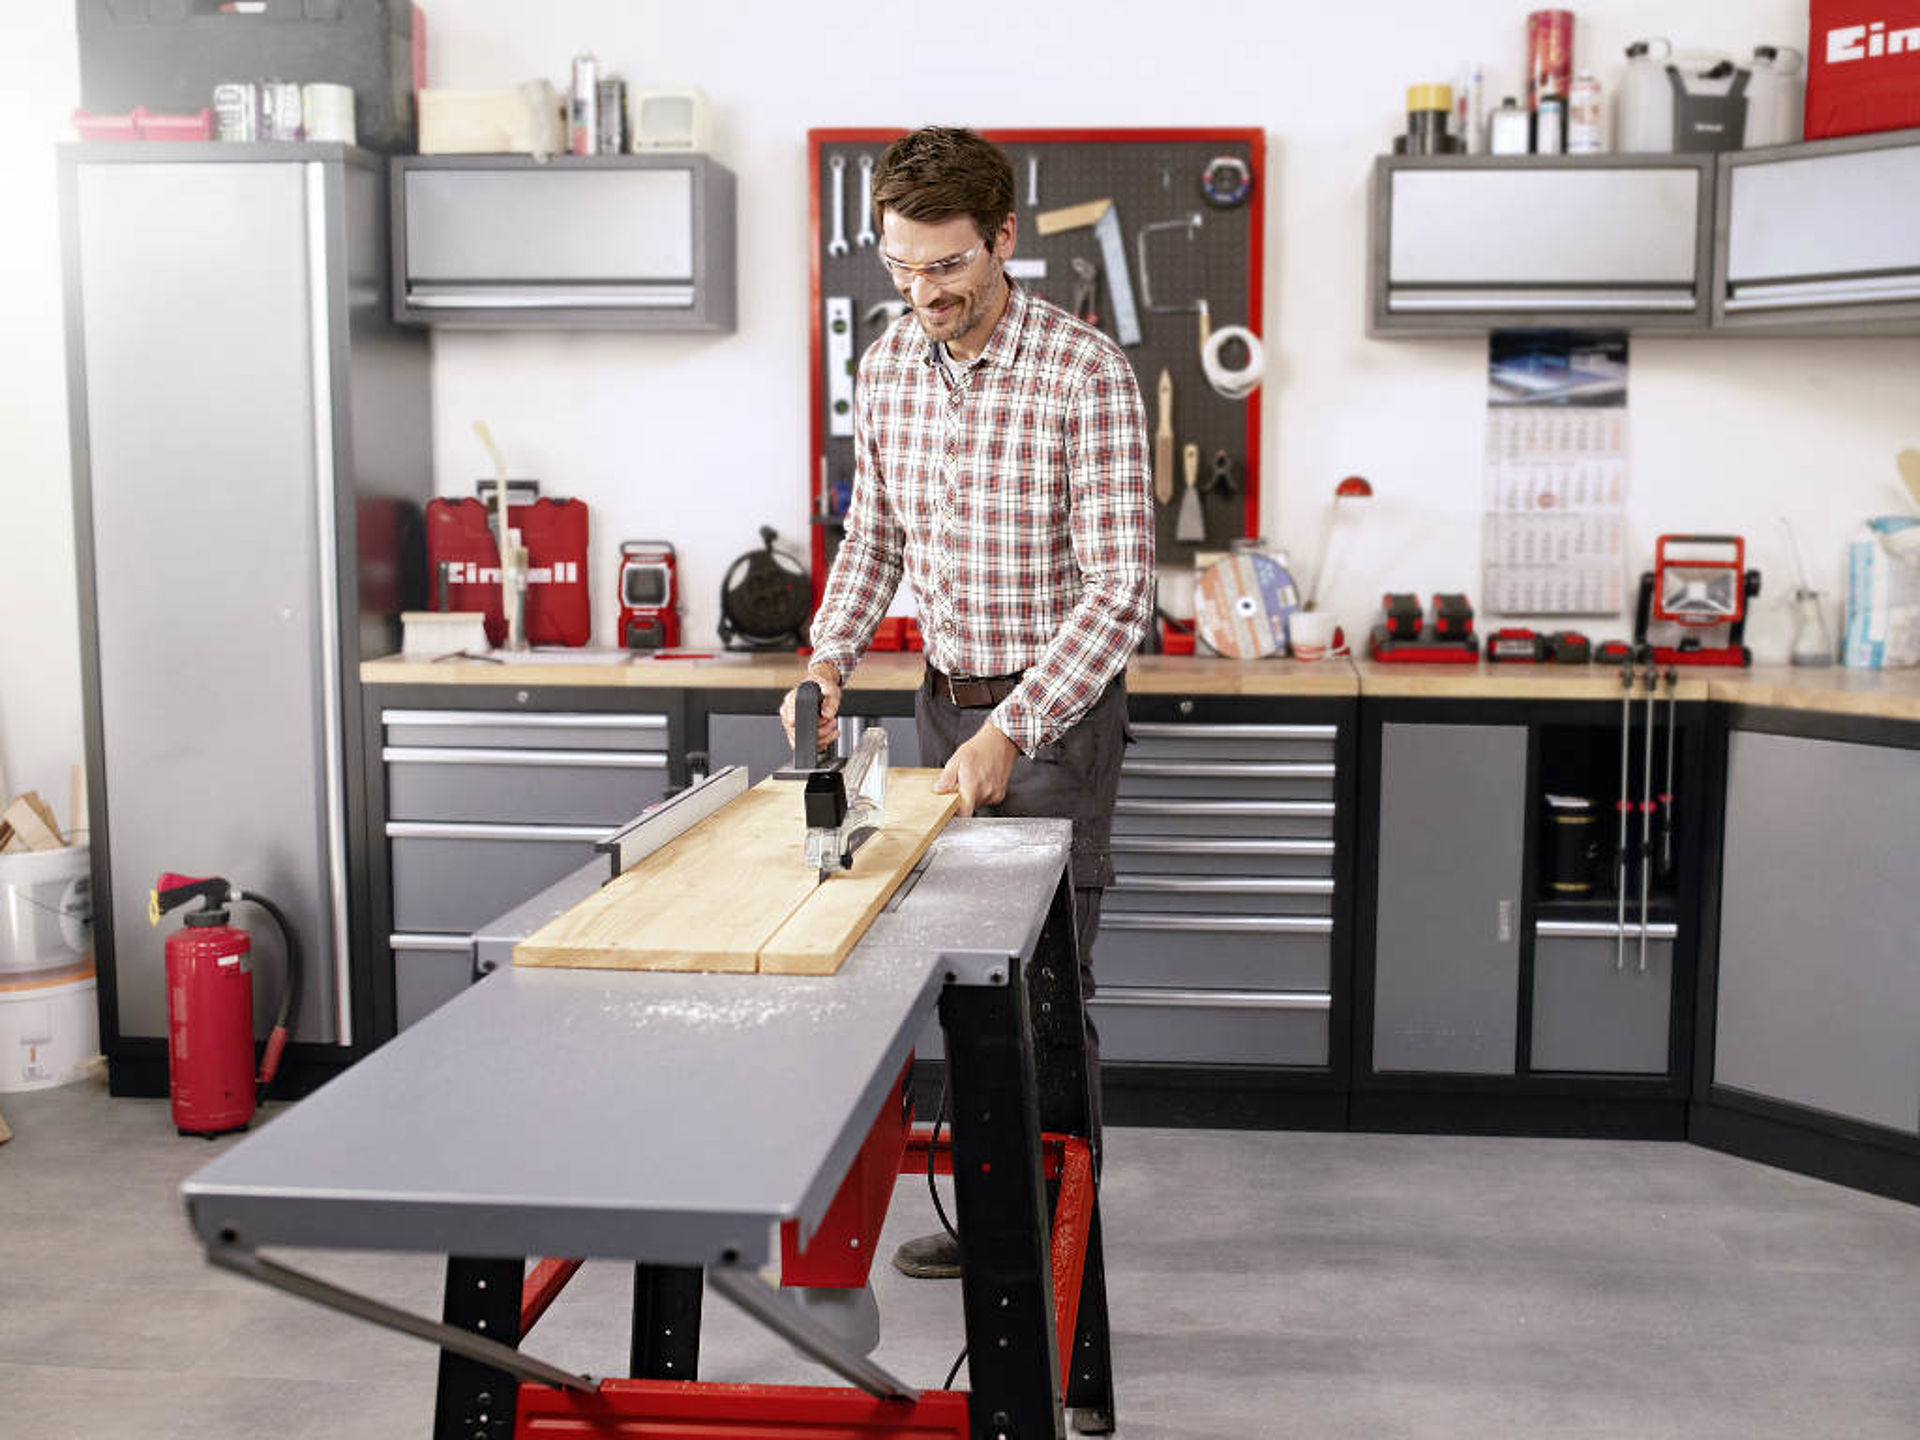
[
  {"x1": 0, "y1": 848, "x2": 93, "y2": 975},
  {"x1": 0, "y1": 964, "x2": 99, "y2": 1093}
]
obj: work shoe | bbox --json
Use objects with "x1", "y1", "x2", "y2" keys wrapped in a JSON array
[{"x1": 890, "y1": 1232, "x2": 962, "y2": 1279}]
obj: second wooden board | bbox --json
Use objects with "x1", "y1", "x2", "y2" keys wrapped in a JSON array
[{"x1": 513, "y1": 769, "x2": 959, "y2": 976}]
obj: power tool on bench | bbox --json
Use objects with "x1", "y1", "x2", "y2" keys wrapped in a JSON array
[
  {"x1": 1368, "y1": 592, "x2": 1481, "y2": 662},
  {"x1": 776, "y1": 680, "x2": 889, "y2": 884}
]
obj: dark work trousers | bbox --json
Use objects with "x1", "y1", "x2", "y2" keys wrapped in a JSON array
[{"x1": 915, "y1": 673, "x2": 1129, "y2": 1155}]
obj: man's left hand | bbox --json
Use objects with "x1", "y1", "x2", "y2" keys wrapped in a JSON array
[{"x1": 933, "y1": 723, "x2": 1018, "y2": 817}]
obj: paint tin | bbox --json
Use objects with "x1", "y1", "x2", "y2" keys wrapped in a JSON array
[
  {"x1": 263, "y1": 80, "x2": 304, "y2": 141},
  {"x1": 570, "y1": 54, "x2": 598, "y2": 155},
  {"x1": 213, "y1": 81, "x2": 259, "y2": 142},
  {"x1": 596, "y1": 78, "x2": 626, "y2": 155},
  {"x1": 1527, "y1": 8, "x2": 1575, "y2": 111},
  {"x1": 302, "y1": 82, "x2": 356, "y2": 144},
  {"x1": 1568, "y1": 73, "x2": 1606, "y2": 152}
]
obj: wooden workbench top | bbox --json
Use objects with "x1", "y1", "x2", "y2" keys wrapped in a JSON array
[{"x1": 362, "y1": 652, "x2": 1920, "y2": 723}]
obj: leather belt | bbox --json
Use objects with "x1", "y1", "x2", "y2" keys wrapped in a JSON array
[{"x1": 925, "y1": 664, "x2": 1025, "y2": 708}]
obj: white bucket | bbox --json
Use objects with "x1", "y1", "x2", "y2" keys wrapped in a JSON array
[
  {"x1": 0, "y1": 847, "x2": 93, "y2": 975},
  {"x1": 0, "y1": 964, "x2": 98, "y2": 1092}
]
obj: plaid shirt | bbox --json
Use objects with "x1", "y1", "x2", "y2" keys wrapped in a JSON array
[{"x1": 810, "y1": 283, "x2": 1155, "y2": 754}]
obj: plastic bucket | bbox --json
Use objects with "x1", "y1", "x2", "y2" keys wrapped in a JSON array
[
  {"x1": 0, "y1": 847, "x2": 94, "y2": 975},
  {"x1": 0, "y1": 964, "x2": 98, "y2": 1092}
]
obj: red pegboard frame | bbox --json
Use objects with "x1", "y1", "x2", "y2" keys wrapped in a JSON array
[{"x1": 806, "y1": 126, "x2": 1267, "y2": 608}]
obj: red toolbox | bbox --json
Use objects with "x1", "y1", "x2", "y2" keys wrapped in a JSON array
[
  {"x1": 426, "y1": 496, "x2": 590, "y2": 648},
  {"x1": 1805, "y1": 2, "x2": 1920, "y2": 138}
]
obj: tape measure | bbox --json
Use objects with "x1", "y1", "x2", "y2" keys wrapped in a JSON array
[{"x1": 1194, "y1": 552, "x2": 1300, "y2": 659}]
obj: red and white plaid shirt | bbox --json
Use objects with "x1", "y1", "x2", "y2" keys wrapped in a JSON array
[{"x1": 810, "y1": 283, "x2": 1154, "y2": 754}]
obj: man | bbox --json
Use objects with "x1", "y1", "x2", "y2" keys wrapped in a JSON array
[{"x1": 781, "y1": 126, "x2": 1154, "y2": 1280}]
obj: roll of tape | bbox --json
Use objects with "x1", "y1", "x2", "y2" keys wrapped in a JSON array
[
  {"x1": 302, "y1": 83, "x2": 356, "y2": 145},
  {"x1": 1202, "y1": 324, "x2": 1265, "y2": 400}
]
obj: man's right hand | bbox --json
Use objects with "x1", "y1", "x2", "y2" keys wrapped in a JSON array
[{"x1": 779, "y1": 664, "x2": 843, "y2": 755}]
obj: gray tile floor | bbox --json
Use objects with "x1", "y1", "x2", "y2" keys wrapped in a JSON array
[{"x1": 2, "y1": 1078, "x2": 1917, "y2": 1439}]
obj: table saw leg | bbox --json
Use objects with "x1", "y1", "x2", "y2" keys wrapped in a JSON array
[
  {"x1": 631, "y1": 1263, "x2": 703, "y2": 1380},
  {"x1": 1025, "y1": 881, "x2": 1116, "y2": 1431},
  {"x1": 435, "y1": 1256, "x2": 525, "y2": 1440},
  {"x1": 940, "y1": 953, "x2": 1064, "y2": 1439}
]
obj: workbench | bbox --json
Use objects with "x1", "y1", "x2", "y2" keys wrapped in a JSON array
[{"x1": 182, "y1": 816, "x2": 1116, "y2": 1439}]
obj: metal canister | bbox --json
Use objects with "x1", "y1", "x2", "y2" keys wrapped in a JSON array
[
  {"x1": 212, "y1": 82, "x2": 259, "y2": 143},
  {"x1": 263, "y1": 80, "x2": 304, "y2": 141},
  {"x1": 570, "y1": 54, "x2": 599, "y2": 155},
  {"x1": 1527, "y1": 9, "x2": 1575, "y2": 111},
  {"x1": 596, "y1": 78, "x2": 627, "y2": 155},
  {"x1": 1568, "y1": 73, "x2": 1607, "y2": 152}
]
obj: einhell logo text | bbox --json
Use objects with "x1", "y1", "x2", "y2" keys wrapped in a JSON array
[
  {"x1": 1827, "y1": 18, "x2": 1920, "y2": 61},
  {"x1": 446, "y1": 561, "x2": 581, "y2": 586}
]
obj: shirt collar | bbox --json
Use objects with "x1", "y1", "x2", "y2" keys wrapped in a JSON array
[{"x1": 919, "y1": 277, "x2": 1027, "y2": 372}]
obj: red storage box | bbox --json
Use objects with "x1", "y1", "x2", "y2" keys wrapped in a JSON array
[
  {"x1": 426, "y1": 497, "x2": 591, "y2": 648},
  {"x1": 1806, "y1": 2, "x2": 1920, "y2": 138}
]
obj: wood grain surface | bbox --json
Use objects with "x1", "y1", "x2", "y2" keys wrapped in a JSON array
[{"x1": 513, "y1": 770, "x2": 958, "y2": 976}]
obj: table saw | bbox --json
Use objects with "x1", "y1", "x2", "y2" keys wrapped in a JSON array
[{"x1": 180, "y1": 768, "x2": 1115, "y2": 1439}]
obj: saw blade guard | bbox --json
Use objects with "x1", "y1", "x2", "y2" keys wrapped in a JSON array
[{"x1": 804, "y1": 726, "x2": 888, "y2": 875}]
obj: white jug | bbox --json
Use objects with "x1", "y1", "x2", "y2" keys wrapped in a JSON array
[
  {"x1": 1620, "y1": 37, "x2": 1675, "y2": 152},
  {"x1": 1744, "y1": 45, "x2": 1805, "y2": 148}
]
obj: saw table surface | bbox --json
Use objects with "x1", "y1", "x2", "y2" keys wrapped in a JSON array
[{"x1": 182, "y1": 820, "x2": 1070, "y2": 1270}]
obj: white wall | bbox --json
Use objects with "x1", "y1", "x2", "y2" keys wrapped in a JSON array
[{"x1": 6, "y1": 0, "x2": 1918, "y2": 797}]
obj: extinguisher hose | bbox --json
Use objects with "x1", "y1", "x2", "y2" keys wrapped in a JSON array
[{"x1": 240, "y1": 892, "x2": 302, "y2": 1094}]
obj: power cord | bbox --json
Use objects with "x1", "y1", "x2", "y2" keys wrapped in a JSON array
[
  {"x1": 943, "y1": 1344, "x2": 969, "y2": 1390},
  {"x1": 927, "y1": 1078, "x2": 958, "y2": 1243}
]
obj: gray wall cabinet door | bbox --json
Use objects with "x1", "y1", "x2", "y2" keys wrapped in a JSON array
[
  {"x1": 1715, "y1": 731, "x2": 1920, "y2": 1136},
  {"x1": 1373, "y1": 723, "x2": 1527, "y2": 1074}
]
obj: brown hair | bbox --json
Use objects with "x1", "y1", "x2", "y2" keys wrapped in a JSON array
[{"x1": 869, "y1": 126, "x2": 1015, "y2": 248}]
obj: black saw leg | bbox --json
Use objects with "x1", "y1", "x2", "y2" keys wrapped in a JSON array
[
  {"x1": 631, "y1": 1263, "x2": 703, "y2": 1380},
  {"x1": 942, "y1": 956, "x2": 1062, "y2": 1440},
  {"x1": 434, "y1": 1256, "x2": 524, "y2": 1440},
  {"x1": 1026, "y1": 878, "x2": 1117, "y2": 1432}
]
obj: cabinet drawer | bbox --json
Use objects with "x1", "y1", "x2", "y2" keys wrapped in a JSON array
[
  {"x1": 1106, "y1": 876, "x2": 1333, "y2": 917},
  {"x1": 388, "y1": 822, "x2": 605, "y2": 932},
  {"x1": 1090, "y1": 988, "x2": 1329, "y2": 1066},
  {"x1": 1530, "y1": 921, "x2": 1674, "y2": 1075},
  {"x1": 1119, "y1": 761, "x2": 1335, "y2": 803},
  {"x1": 1097, "y1": 916, "x2": 1331, "y2": 991},
  {"x1": 1111, "y1": 798, "x2": 1335, "y2": 840},
  {"x1": 383, "y1": 709, "x2": 668, "y2": 752},
  {"x1": 391, "y1": 933, "x2": 476, "y2": 1031},
  {"x1": 386, "y1": 746, "x2": 669, "y2": 825},
  {"x1": 1111, "y1": 835, "x2": 1333, "y2": 879},
  {"x1": 1128, "y1": 722, "x2": 1336, "y2": 764}
]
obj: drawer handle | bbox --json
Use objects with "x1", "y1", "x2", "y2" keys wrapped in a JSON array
[
  {"x1": 1130, "y1": 723, "x2": 1338, "y2": 740},
  {"x1": 389, "y1": 932, "x2": 473, "y2": 952},
  {"x1": 1110, "y1": 837, "x2": 1334, "y2": 857},
  {"x1": 383, "y1": 710, "x2": 667, "y2": 731},
  {"x1": 386, "y1": 821, "x2": 610, "y2": 843},
  {"x1": 1093, "y1": 987, "x2": 1332, "y2": 1012},
  {"x1": 384, "y1": 746, "x2": 667, "y2": 769},
  {"x1": 1101, "y1": 914, "x2": 1333, "y2": 935},
  {"x1": 1123, "y1": 761, "x2": 1336, "y2": 778},
  {"x1": 1114, "y1": 799, "x2": 1336, "y2": 817},
  {"x1": 1111, "y1": 876, "x2": 1334, "y2": 895},
  {"x1": 1536, "y1": 920, "x2": 1678, "y2": 941}
]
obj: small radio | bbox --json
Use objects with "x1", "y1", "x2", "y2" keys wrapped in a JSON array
[
  {"x1": 618, "y1": 540, "x2": 681, "y2": 650},
  {"x1": 631, "y1": 87, "x2": 711, "y2": 151}
]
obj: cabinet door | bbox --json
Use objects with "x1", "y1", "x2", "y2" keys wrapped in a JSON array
[
  {"x1": 1715, "y1": 731, "x2": 1920, "y2": 1136},
  {"x1": 1372, "y1": 723, "x2": 1527, "y2": 1074}
]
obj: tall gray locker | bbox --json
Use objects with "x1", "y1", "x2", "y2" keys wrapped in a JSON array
[
  {"x1": 62, "y1": 144, "x2": 429, "y2": 1060},
  {"x1": 1372, "y1": 723, "x2": 1528, "y2": 1074}
]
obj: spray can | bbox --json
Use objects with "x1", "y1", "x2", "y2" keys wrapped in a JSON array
[
  {"x1": 1535, "y1": 96, "x2": 1567, "y2": 154},
  {"x1": 1568, "y1": 73, "x2": 1606, "y2": 152},
  {"x1": 570, "y1": 54, "x2": 599, "y2": 156},
  {"x1": 1459, "y1": 65, "x2": 1488, "y2": 154}
]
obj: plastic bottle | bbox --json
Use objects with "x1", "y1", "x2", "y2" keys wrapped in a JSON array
[
  {"x1": 1489, "y1": 97, "x2": 1531, "y2": 155},
  {"x1": 1568, "y1": 73, "x2": 1606, "y2": 153},
  {"x1": 1745, "y1": 45, "x2": 1805, "y2": 148},
  {"x1": 1619, "y1": 37, "x2": 1675, "y2": 153}
]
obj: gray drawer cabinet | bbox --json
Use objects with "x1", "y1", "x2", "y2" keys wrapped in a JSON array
[
  {"x1": 1097, "y1": 721, "x2": 1341, "y2": 1067},
  {"x1": 1714, "y1": 730, "x2": 1920, "y2": 1137},
  {"x1": 1531, "y1": 920, "x2": 1675, "y2": 1075},
  {"x1": 383, "y1": 707, "x2": 671, "y2": 1028}
]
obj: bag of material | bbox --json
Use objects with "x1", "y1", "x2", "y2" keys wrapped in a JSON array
[{"x1": 1842, "y1": 517, "x2": 1920, "y2": 668}]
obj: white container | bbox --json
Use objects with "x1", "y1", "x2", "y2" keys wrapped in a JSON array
[
  {"x1": 0, "y1": 966, "x2": 98, "y2": 1092},
  {"x1": 1568, "y1": 74, "x2": 1607, "y2": 153},
  {"x1": 0, "y1": 847, "x2": 92, "y2": 975},
  {"x1": 1489, "y1": 98, "x2": 1531, "y2": 155},
  {"x1": 1744, "y1": 46, "x2": 1805, "y2": 148},
  {"x1": 1620, "y1": 37, "x2": 1675, "y2": 152}
]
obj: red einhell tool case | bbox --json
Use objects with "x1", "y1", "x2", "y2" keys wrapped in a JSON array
[
  {"x1": 427, "y1": 497, "x2": 590, "y2": 648},
  {"x1": 1805, "y1": 1, "x2": 1920, "y2": 138}
]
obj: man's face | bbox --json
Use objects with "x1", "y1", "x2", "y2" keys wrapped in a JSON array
[{"x1": 880, "y1": 210, "x2": 1016, "y2": 359}]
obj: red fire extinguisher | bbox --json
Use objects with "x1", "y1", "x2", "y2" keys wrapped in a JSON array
[{"x1": 149, "y1": 873, "x2": 303, "y2": 1138}]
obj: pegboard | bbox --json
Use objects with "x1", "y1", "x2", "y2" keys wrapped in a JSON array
[{"x1": 805, "y1": 127, "x2": 1266, "y2": 609}]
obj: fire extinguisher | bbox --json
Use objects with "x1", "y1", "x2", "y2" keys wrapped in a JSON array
[{"x1": 149, "y1": 873, "x2": 302, "y2": 1138}]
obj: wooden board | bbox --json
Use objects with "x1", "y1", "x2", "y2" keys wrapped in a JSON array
[{"x1": 512, "y1": 770, "x2": 959, "y2": 976}]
